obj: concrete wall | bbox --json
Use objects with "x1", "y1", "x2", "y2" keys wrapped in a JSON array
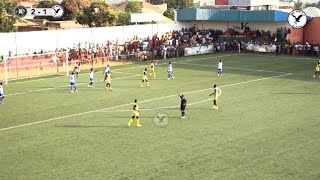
[
  {"x1": 304, "y1": 17, "x2": 320, "y2": 44},
  {"x1": 288, "y1": 28, "x2": 304, "y2": 44},
  {"x1": 0, "y1": 21, "x2": 291, "y2": 56}
]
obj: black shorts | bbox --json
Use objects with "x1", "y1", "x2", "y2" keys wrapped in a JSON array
[{"x1": 180, "y1": 105, "x2": 186, "y2": 111}]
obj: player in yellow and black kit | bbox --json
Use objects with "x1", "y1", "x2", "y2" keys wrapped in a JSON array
[
  {"x1": 149, "y1": 61, "x2": 157, "y2": 78},
  {"x1": 141, "y1": 68, "x2": 150, "y2": 87},
  {"x1": 128, "y1": 99, "x2": 142, "y2": 127},
  {"x1": 105, "y1": 71, "x2": 113, "y2": 91},
  {"x1": 209, "y1": 84, "x2": 222, "y2": 110},
  {"x1": 313, "y1": 61, "x2": 320, "y2": 78}
]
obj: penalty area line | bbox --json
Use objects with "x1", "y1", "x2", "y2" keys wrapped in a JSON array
[
  {"x1": 0, "y1": 72, "x2": 292, "y2": 132},
  {"x1": 5, "y1": 75, "x2": 139, "y2": 97}
]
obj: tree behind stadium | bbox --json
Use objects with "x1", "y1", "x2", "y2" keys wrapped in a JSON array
[
  {"x1": 0, "y1": 0, "x2": 17, "y2": 32},
  {"x1": 76, "y1": 0, "x2": 116, "y2": 27}
]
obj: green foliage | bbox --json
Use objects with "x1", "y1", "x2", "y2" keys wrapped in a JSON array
[
  {"x1": 150, "y1": 0, "x2": 193, "y2": 8},
  {"x1": 0, "y1": 0, "x2": 17, "y2": 32},
  {"x1": 149, "y1": 0, "x2": 166, "y2": 5},
  {"x1": 76, "y1": 0, "x2": 116, "y2": 27},
  {"x1": 294, "y1": 0, "x2": 303, "y2": 10},
  {"x1": 112, "y1": 10, "x2": 130, "y2": 26},
  {"x1": 125, "y1": 1, "x2": 143, "y2": 13},
  {"x1": 163, "y1": 8, "x2": 175, "y2": 20},
  {"x1": 304, "y1": 1, "x2": 320, "y2": 8},
  {"x1": 61, "y1": 0, "x2": 90, "y2": 20}
]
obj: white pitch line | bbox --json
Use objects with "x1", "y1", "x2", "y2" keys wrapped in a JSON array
[
  {"x1": 4, "y1": 55, "x2": 225, "y2": 85},
  {"x1": 115, "y1": 71, "x2": 140, "y2": 76},
  {"x1": 179, "y1": 62, "x2": 289, "y2": 74},
  {"x1": 98, "y1": 98, "x2": 213, "y2": 113},
  {"x1": 0, "y1": 73, "x2": 292, "y2": 132},
  {"x1": 5, "y1": 75, "x2": 139, "y2": 96},
  {"x1": 4, "y1": 55, "x2": 231, "y2": 96},
  {"x1": 6, "y1": 74, "x2": 64, "y2": 84}
]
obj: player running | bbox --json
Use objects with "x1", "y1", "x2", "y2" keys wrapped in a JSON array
[
  {"x1": 0, "y1": 82, "x2": 4, "y2": 104},
  {"x1": 149, "y1": 60, "x2": 157, "y2": 78},
  {"x1": 168, "y1": 62, "x2": 174, "y2": 80},
  {"x1": 103, "y1": 64, "x2": 110, "y2": 82},
  {"x1": 217, "y1": 60, "x2": 223, "y2": 76},
  {"x1": 70, "y1": 72, "x2": 78, "y2": 93},
  {"x1": 141, "y1": 68, "x2": 150, "y2": 87},
  {"x1": 88, "y1": 68, "x2": 94, "y2": 88},
  {"x1": 105, "y1": 71, "x2": 113, "y2": 91},
  {"x1": 177, "y1": 90, "x2": 187, "y2": 118},
  {"x1": 313, "y1": 60, "x2": 320, "y2": 78},
  {"x1": 128, "y1": 99, "x2": 142, "y2": 127},
  {"x1": 209, "y1": 84, "x2": 222, "y2": 110}
]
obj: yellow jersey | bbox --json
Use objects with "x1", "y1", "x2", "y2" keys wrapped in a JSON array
[
  {"x1": 150, "y1": 63, "x2": 155, "y2": 70},
  {"x1": 142, "y1": 70, "x2": 148, "y2": 80},
  {"x1": 214, "y1": 87, "x2": 222, "y2": 100},
  {"x1": 132, "y1": 103, "x2": 139, "y2": 117},
  {"x1": 316, "y1": 64, "x2": 320, "y2": 71}
]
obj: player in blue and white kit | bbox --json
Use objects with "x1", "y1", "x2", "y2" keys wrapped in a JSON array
[
  {"x1": 167, "y1": 62, "x2": 174, "y2": 80},
  {"x1": 88, "y1": 68, "x2": 94, "y2": 88},
  {"x1": 217, "y1": 60, "x2": 223, "y2": 76},
  {"x1": 0, "y1": 82, "x2": 4, "y2": 104},
  {"x1": 70, "y1": 72, "x2": 77, "y2": 93}
]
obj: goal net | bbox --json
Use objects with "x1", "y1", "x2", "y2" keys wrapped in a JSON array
[{"x1": 0, "y1": 51, "x2": 69, "y2": 84}]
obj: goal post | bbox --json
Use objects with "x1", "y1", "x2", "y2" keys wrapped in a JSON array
[{"x1": 1, "y1": 51, "x2": 69, "y2": 83}]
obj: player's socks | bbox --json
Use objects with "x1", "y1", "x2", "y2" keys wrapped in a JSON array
[
  {"x1": 147, "y1": 82, "x2": 150, "y2": 86},
  {"x1": 313, "y1": 75, "x2": 316, "y2": 78},
  {"x1": 141, "y1": 84, "x2": 143, "y2": 87},
  {"x1": 154, "y1": 72, "x2": 156, "y2": 77},
  {"x1": 136, "y1": 119, "x2": 142, "y2": 127},
  {"x1": 128, "y1": 119, "x2": 133, "y2": 127}
]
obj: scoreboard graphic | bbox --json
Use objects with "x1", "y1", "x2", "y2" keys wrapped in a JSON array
[{"x1": 14, "y1": 5, "x2": 64, "y2": 18}]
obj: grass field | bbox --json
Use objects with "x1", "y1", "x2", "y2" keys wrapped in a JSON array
[{"x1": 0, "y1": 53, "x2": 319, "y2": 180}]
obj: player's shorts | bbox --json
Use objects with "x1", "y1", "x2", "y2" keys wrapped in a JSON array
[
  {"x1": 90, "y1": 78, "x2": 93, "y2": 82},
  {"x1": 180, "y1": 105, "x2": 186, "y2": 111},
  {"x1": 0, "y1": 93, "x2": 4, "y2": 97},
  {"x1": 70, "y1": 82, "x2": 76, "y2": 86},
  {"x1": 132, "y1": 111, "x2": 139, "y2": 117},
  {"x1": 218, "y1": 69, "x2": 222, "y2": 72},
  {"x1": 107, "y1": 80, "x2": 111, "y2": 84},
  {"x1": 150, "y1": 68, "x2": 155, "y2": 73},
  {"x1": 142, "y1": 76, "x2": 148, "y2": 81}
]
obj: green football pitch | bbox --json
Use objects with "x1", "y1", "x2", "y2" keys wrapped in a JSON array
[{"x1": 0, "y1": 53, "x2": 319, "y2": 180}]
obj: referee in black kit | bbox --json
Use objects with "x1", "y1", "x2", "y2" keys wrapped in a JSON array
[{"x1": 177, "y1": 91, "x2": 187, "y2": 118}]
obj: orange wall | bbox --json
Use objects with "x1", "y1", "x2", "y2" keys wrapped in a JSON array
[
  {"x1": 304, "y1": 17, "x2": 320, "y2": 44},
  {"x1": 289, "y1": 28, "x2": 304, "y2": 44}
]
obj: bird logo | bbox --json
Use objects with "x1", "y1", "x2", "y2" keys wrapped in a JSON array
[
  {"x1": 288, "y1": 10, "x2": 308, "y2": 29},
  {"x1": 153, "y1": 112, "x2": 169, "y2": 128},
  {"x1": 51, "y1": 5, "x2": 64, "y2": 18}
]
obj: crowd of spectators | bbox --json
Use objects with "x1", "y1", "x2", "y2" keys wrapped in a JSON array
[{"x1": 1, "y1": 26, "x2": 319, "y2": 64}]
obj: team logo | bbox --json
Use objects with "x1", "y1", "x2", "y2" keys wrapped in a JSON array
[
  {"x1": 153, "y1": 111, "x2": 169, "y2": 128},
  {"x1": 14, "y1": 5, "x2": 28, "y2": 18},
  {"x1": 288, "y1": 10, "x2": 308, "y2": 29},
  {"x1": 51, "y1": 5, "x2": 64, "y2": 18}
]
